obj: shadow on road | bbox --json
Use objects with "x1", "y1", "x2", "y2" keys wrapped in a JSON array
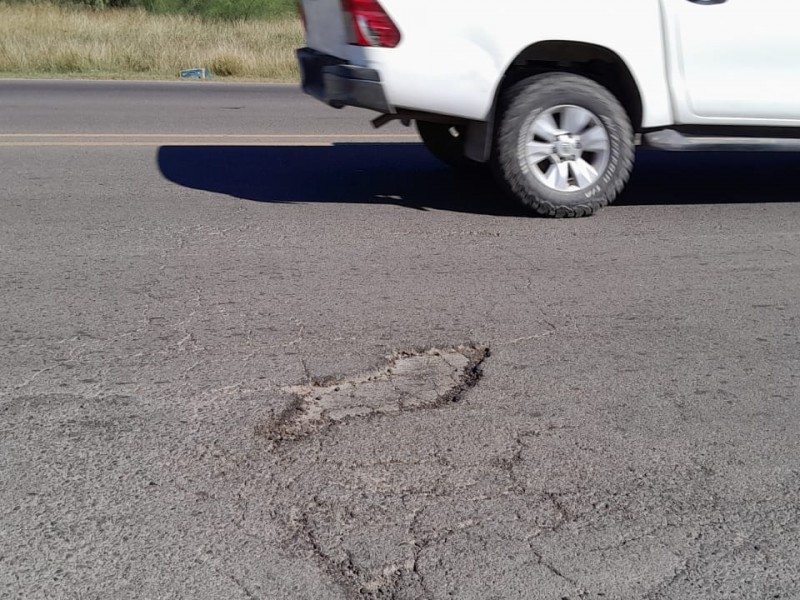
[
  {"x1": 157, "y1": 143, "x2": 523, "y2": 217},
  {"x1": 621, "y1": 150, "x2": 800, "y2": 206},
  {"x1": 157, "y1": 143, "x2": 800, "y2": 215}
]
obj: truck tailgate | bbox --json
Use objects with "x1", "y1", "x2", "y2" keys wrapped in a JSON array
[{"x1": 300, "y1": 0, "x2": 349, "y2": 59}]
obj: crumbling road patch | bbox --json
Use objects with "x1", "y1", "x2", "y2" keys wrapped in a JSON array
[{"x1": 261, "y1": 345, "x2": 489, "y2": 442}]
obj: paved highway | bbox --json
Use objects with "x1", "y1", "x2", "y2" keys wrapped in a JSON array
[{"x1": 1, "y1": 80, "x2": 799, "y2": 600}]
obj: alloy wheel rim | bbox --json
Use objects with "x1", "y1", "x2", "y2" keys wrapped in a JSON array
[{"x1": 520, "y1": 105, "x2": 611, "y2": 192}]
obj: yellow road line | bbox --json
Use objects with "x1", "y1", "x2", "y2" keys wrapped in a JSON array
[
  {"x1": 0, "y1": 141, "x2": 342, "y2": 147},
  {"x1": 0, "y1": 132, "x2": 419, "y2": 147},
  {"x1": 0, "y1": 133, "x2": 418, "y2": 139}
]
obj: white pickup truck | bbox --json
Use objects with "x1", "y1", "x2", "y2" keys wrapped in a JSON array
[{"x1": 297, "y1": 0, "x2": 800, "y2": 217}]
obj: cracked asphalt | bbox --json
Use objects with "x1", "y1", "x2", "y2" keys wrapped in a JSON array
[
  {"x1": 2, "y1": 80, "x2": 800, "y2": 600},
  {"x1": 267, "y1": 346, "x2": 488, "y2": 442}
]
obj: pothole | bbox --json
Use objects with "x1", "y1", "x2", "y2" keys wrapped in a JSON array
[{"x1": 260, "y1": 345, "x2": 489, "y2": 442}]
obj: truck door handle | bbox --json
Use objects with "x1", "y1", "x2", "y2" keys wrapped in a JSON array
[{"x1": 687, "y1": 0, "x2": 727, "y2": 4}]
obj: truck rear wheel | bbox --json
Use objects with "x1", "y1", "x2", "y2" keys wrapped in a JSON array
[
  {"x1": 493, "y1": 73, "x2": 634, "y2": 217},
  {"x1": 416, "y1": 121, "x2": 479, "y2": 170}
]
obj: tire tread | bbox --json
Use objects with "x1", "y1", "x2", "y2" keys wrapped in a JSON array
[{"x1": 493, "y1": 73, "x2": 635, "y2": 218}]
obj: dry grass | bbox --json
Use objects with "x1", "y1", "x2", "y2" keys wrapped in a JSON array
[{"x1": 0, "y1": 2, "x2": 303, "y2": 80}]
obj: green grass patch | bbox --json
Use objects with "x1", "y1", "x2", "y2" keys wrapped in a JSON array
[
  {"x1": 140, "y1": 0, "x2": 298, "y2": 21},
  {"x1": 4, "y1": 0, "x2": 298, "y2": 20},
  {"x1": 0, "y1": 2, "x2": 304, "y2": 80}
]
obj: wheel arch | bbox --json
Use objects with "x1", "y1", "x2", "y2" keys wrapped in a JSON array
[
  {"x1": 465, "y1": 40, "x2": 644, "y2": 163},
  {"x1": 497, "y1": 41, "x2": 644, "y2": 132}
]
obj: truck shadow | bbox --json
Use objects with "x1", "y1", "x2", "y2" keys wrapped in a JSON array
[
  {"x1": 620, "y1": 149, "x2": 800, "y2": 206},
  {"x1": 157, "y1": 144, "x2": 799, "y2": 215},
  {"x1": 157, "y1": 143, "x2": 522, "y2": 216}
]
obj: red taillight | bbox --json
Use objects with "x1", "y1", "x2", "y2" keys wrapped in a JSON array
[{"x1": 342, "y1": 0, "x2": 401, "y2": 48}]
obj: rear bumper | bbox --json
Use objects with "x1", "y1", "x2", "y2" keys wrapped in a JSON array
[{"x1": 297, "y1": 47, "x2": 392, "y2": 114}]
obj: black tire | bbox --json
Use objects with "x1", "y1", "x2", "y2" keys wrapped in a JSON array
[
  {"x1": 492, "y1": 73, "x2": 635, "y2": 218},
  {"x1": 417, "y1": 121, "x2": 480, "y2": 170}
]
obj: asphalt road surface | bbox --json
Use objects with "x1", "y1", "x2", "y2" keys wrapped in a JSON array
[{"x1": 1, "y1": 80, "x2": 799, "y2": 600}]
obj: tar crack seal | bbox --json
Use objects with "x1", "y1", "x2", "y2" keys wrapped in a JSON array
[{"x1": 260, "y1": 345, "x2": 489, "y2": 442}]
